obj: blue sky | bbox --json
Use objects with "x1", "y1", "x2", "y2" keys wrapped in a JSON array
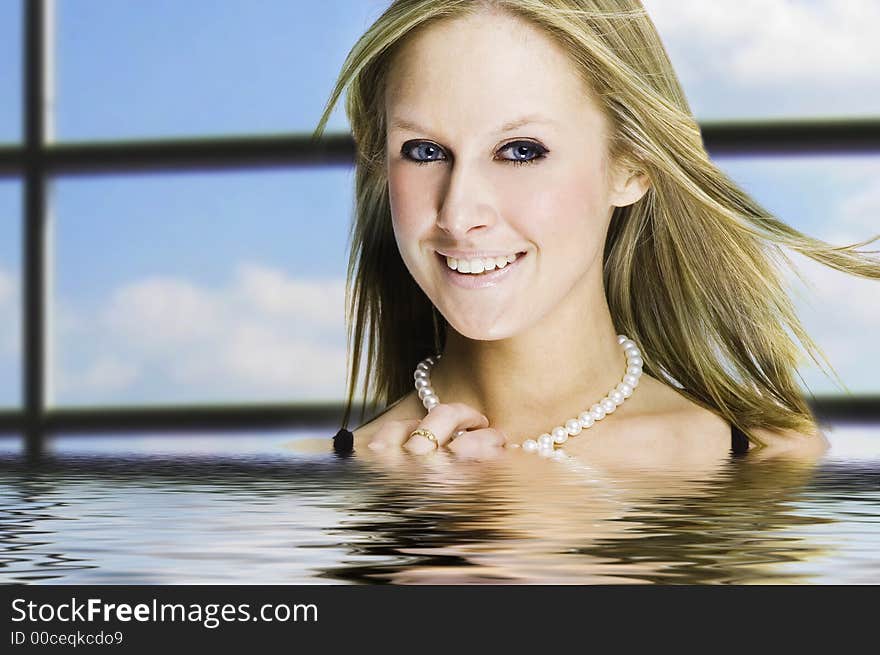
[{"x1": 0, "y1": 0, "x2": 878, "y2": 407}]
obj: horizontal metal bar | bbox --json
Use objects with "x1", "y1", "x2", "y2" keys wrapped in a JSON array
[
  {"x1": 0, "y1": 133, "x2": 356, "y2": 176},
  {"x1": 805, "y1": 396, "x2": 880, "y2": 424},
  {"x1": 700, "y1": 117, "x2": 880, "y2": 156},
  {"x1": 0, "y1": 397, "x2": 877, "y2": 436},
  {"x1": 1, "y1": 117, "x2": 879, "y2": 177},
  {"x1": 0, "y1": 403, "x2": 363, "y2": 435},
  {"x1": 0, "y1": 454, "x2": 352, "y2": 477}
]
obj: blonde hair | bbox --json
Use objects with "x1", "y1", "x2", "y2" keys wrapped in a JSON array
[{"x1": 313, "y1": 0, "x2": 880, "y2": 446}]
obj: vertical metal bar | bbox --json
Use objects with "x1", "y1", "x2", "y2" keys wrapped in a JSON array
[{"x1": 23, "y1": 0, "x2": 51, "y2": 460}]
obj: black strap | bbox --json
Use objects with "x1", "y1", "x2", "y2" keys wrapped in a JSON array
[
  {"x1": 731, "y1": 424, "x2": 750, "y2": 457},
  {"x1": 332, "y1": 428, "x2": 354, "y2": 455}
]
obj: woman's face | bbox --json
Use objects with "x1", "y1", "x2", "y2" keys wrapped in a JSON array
[{"x1": 384, "y1": 10, "x2": 646, "y2": 340}]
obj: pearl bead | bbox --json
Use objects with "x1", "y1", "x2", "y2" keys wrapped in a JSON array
[{"x1": 412, "y1": 334, "x2": 643, "y2": 456}]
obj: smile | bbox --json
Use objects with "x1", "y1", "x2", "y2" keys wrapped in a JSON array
[{"x1": 435, "y1": 250, "x2": 528, "y2": 289}]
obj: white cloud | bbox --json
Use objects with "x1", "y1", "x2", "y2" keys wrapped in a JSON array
[
  {"x1": 0, "y1": 267, "x2": 19, "y2": 356},
  {"x1": 782, "y1": 250, "x2": 879, "y2": 393},
  {"x1": 644, "y1": 0, "x2": 880, "y2": 84},
  {"x1": 232, "y1": 262, "x2": 346, "y2": 326},
  {"x1": 796, "y1": 159, "x2": 880, "y2": 247},
  {"x1": 833, "y1": 184, "x2": 880, "y2": 246},
  {"x1": 0, "y1": 268, "x2": 12, "y2": 305},
  {"x1": 54, "y1": 262, "x2": 349, "y2": 402},
  {"x1": 54, "y1": 355, "x2": 140, "y2": 394},
  {"x1": 170, "y1": 321, "x2": 347, "y2": 390},
  {"x1": 103, "y1": 276, "x2": 225, "y2": 350},
  {"x1": 642, "y1": 0, "x2": 880, "y2": 117},
  {"x1": 717, "y1": 155, "x2": 880, "y2": 250}
]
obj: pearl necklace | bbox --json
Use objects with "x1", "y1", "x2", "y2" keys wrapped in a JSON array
[{"x1": 412, "y1": 334, "x2": 644, "y2": 457}]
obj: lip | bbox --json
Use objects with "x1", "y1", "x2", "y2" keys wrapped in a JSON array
[
  {"x1": 436, "y1": 251, "x2": 527, "y2": 289},
  {"x1": 436, "y1": 249, "x2": 525, "y2": 259}
]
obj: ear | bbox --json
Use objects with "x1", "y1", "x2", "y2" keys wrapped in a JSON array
[{"x1": 609, "y1": 160, "x2": 651, "y2": 208}]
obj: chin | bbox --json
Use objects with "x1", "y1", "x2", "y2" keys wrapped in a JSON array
[{"x1": 444, "y1": 314, "x2": 518, "y2": 341}]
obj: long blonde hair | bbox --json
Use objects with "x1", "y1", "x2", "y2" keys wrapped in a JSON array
[{"x1": 312, "y1": 0, "x2": 880, "y2": 446}]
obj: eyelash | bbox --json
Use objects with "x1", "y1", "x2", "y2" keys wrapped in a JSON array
[{"x1": 401, "y1": 140, "x2": 548, "y2": 167}]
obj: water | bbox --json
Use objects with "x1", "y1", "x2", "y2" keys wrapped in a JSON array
[{"x1": 0, "y1": 425, "x2": 878, "y2": 584}]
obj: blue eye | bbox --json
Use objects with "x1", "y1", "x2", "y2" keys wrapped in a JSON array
[
  {"x1": 498, "y1": 140, "x2": 548, "y2": 166},
  {"x1": 401, "y1": 139, "x2": 548, "y2": 167},
  {"x1": 402, "y1": 141, "x2": 446, "y2": 166}
]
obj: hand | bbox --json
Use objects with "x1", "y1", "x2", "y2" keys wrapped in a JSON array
[{"x1": 367, "y1": 402, "x2": 508, "y2": 458}]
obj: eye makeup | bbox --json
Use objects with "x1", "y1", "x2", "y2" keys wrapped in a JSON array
[{"x1": 400, "y1": 139, "x2": 549, "y2": 166}]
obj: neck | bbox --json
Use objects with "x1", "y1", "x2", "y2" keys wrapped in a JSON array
[{"x1": 428, "y1": 282, "x2": 627, "y2": 445}]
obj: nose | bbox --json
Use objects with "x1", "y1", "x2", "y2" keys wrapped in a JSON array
[{"x1": 435, "y1": 160, "x2": 498, "y2": 239}]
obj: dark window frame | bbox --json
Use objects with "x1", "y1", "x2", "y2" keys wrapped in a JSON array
[{"x1": 1, "y1": 0, "x2": 878, "y2": 458}]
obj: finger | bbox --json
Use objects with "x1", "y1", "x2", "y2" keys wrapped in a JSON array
[
  {"x1": 403, "y1": 434, "x2": 440, "y2": 455},
  {"x1": 368, "y1": 419, "x2": 420, "y2": 450},
  {"x1": 409, "y1": 402, "x2": 489, "y2": 450},
  {"x1": 446, "y1": 428, "x2": 507, "y2": 453}
]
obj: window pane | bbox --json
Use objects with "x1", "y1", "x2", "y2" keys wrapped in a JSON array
[
  {"x1": 0, "y1": 179, "x2": 20, "y2": 407},
  {"x1": 51, "y1": 169, "x2": 354, "y2": 406},
  {"x1": 715, "y1": 155, "x2": 879, "y2": 394},
  {"x1": 0, "y1": 0, "x2": 21, "y2": 143},
  {"x1": 645, "y1": 0, "x2": 880, "y2": 120},
  {"x1": 55, "y1": 1, "x2": 880, "y2": 133},
  {"x1": 55, "y1": 0, "x2": 392, "y2": 141}
]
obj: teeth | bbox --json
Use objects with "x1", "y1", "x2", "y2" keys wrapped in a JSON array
[{"x1": 444, "y1": 253, "x2": 519, "y2": 274}]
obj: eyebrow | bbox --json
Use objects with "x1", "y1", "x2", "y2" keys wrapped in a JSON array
[{"x1": 388, "y1": 114, "x2": 556, "y2": 134}]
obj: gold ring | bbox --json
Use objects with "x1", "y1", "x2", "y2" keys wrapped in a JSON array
[{"x1": 409, "y1": 428, "x2": 439, "y2": 448}]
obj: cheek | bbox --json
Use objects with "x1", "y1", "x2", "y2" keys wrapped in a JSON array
[
  {"x1": 501, "y1": 163, "x2": 608, "y2": 250},
  {"x1": 387, "y1": 162, "x2": 434, "y2": 238}
]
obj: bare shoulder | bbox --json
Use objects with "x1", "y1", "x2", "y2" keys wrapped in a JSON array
[
  {"x1": 625, "y1": 375, "x2": 735, "y2": 449},
  {"x1": 643, "y1": 376, "x2": 829, "y2": 461},
  {"x1": 350, "y1": 391, "x2": 425, "y2": 447},
  {"x1": 562, "y1": 376, "x2": 735, "y2": 464},
  {"x1": 746, "y1": 424, "x2": 830, "y2": 461}
]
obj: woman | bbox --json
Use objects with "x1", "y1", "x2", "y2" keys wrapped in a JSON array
[{"x1": 312, "y1": 0, "x2": 879, "y2": 463}]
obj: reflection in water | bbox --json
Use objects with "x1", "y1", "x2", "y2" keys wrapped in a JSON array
[{"x1": 0, "y1": 431, "x2": 878, "y2": 584}]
